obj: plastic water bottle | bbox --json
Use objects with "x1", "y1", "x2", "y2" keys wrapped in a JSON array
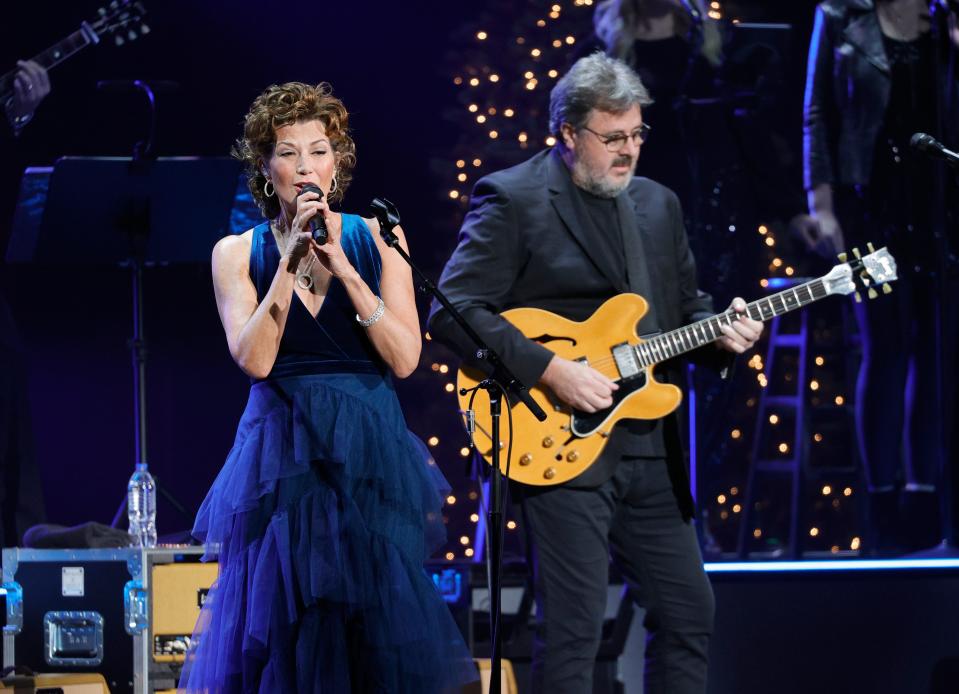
[{"x1": 127, "y1": 464, "x2": 157, "y2": 547}]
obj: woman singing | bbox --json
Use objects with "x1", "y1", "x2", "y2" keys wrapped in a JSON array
[{"x1": 180, "y1": 82, "x2": 474, "y2": 693}]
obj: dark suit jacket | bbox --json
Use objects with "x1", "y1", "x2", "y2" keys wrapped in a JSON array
[
  {"x1": 803, "y1": 0, "x2": 959, "y2": 190},
  {"x1": 428, "y1": 148, "x2": 729, "y2": 518}
]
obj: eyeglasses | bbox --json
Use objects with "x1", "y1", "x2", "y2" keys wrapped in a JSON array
[{"x1": 580, "y1": 123, "x2": 651, "y2": 152}]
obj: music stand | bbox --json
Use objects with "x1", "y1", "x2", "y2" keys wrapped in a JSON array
[{"x1": 7, "y1": 155, "x2": 242, "y2": 527}]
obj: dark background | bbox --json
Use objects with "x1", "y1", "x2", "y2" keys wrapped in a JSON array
[{"x1": 1, "y1": 1, "x2": 820, "y2": 543}]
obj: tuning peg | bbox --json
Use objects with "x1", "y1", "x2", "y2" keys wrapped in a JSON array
[
  {"x1": 882, "y1": 283, "x2": 892, "y2": 294},
  {"x1": 115, "y1": 35, "x2": 124, "y2": 45},
  {"x1": 854, "y1": 292, "x2": 862, "y2": 303},
  {"x1": 868, "y1": 287, "x2": 878, "y2": 299},
  {"x1": 140, "y1": 23, "x2": 150, "y2": 34},
  {"x1": 866, "y1": 242, "x2": 876, "y2": 253},
  {"x1": 838, "y1": 252, "x2": 848, "y2": 263},
  {"x1": 852, "y1": 247, "x2": 861, "y2": 259},
  {"x1": 128, "y1": 29, "x2": 138, "y2": 40}
]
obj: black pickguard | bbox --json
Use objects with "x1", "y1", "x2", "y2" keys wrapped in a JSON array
[{"x1": 571, "y1": 371, "x2": 648, "y2": 435}]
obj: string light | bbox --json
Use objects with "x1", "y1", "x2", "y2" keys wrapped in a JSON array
[{"x1": 429, "y1": 436, "x2": 440, "y2": 446}]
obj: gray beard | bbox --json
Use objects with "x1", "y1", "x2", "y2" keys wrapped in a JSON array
[{"x1": 571, "y1": 159, "x2": 633, "y2": 199}]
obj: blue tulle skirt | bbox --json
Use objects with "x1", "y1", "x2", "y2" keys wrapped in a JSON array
[{"x1": 178, "y1": 372, "x2": 476, "y2": 693}]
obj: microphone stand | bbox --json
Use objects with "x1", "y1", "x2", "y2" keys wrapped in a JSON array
[{"x1": 369, "y1": 198, "x2": 547, "y2": 694}]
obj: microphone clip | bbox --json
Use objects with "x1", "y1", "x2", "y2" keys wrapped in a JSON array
[{"x1": 370, "y1": 197, "x2": 402, "y2": 248}]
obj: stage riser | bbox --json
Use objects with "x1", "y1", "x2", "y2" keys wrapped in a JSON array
[{"x1": 620, "y1": 568, "x2": 959, "y2": 694}]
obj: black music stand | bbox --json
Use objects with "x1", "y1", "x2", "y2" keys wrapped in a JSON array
[{"x1": 7, "y1": 155, "x2": 241, "y2": 527}]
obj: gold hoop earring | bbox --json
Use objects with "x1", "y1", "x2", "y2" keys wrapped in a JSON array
[{"x1": 263, "y1": 179, "x2": 275, "y2": 198}]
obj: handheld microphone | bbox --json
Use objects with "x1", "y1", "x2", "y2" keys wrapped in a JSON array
[
  {"x1": 298, "y1": 183, "x2": 328, "y2": 244},
  {"x1": 910, "y1": 132, "x2": 959, "y2": 169}
]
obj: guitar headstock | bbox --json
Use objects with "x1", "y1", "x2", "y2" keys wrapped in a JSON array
[
  {"x1": 822, "y1": 243, "x2": 898, "y2": 301},
  {"x1": 90, "y1": 1, "x2": 149, "y2": 46}
]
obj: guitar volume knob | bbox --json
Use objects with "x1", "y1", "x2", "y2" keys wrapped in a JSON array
[
  {"x1": 543, "y1": 467, "x2": 556, "y2": 480},
  {"x1": 542, "y1": 436, "x2": 555, "y2": 448},
  {"x1": 566, "y1": 451, "x2": 579, "y2": 462},
  {"x1": 519, "y1": 453, "x2": 533, "y2": 466}
]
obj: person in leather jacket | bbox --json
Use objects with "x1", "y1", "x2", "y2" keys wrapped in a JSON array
[{"x1": 802, "y1": 0, "x2": 959, "y2": 552}]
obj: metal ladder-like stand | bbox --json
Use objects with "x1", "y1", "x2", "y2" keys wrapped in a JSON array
[{"x1": 737, "y1": 279, "x2": 810, "y2": 558}]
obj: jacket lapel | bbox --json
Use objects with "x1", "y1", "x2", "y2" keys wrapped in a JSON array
[
  {"x1": 547, "y1": 150, "x2": 627, "y2": 292},
  {"x1": 843, "y1": 7, "x2": 890, "y2": 75},
  {"x1": 616, "y1": 190, "x2": 660, "y2": 333}
]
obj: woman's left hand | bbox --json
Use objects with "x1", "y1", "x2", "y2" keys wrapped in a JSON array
[{"x1": 309, "y1": 202, "x2": 355, "y2": 279}]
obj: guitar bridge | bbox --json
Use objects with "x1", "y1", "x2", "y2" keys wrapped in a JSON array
[{"x1": 612, "y1": 342, "x2": 641, "y2": 379}]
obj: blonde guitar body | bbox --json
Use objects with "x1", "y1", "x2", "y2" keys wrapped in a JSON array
[
  {"x1": 457, "y1": 293, "x2": 681, "y2": 486},
  {"x1": 455, "y1": 246, "x2": 899, "y2": 487}
]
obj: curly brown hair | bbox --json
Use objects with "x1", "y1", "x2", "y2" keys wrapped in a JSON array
[{"x1": 233, "y1": 82, "x2": 356, "y2": 219}]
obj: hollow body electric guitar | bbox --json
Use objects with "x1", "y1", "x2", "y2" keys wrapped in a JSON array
[
  {"x1": 457, "y1": 246, "x2": 898, "y2": 486},
  {"x1": 0, "y1": 2, "x2": 147, "y2": 105}
]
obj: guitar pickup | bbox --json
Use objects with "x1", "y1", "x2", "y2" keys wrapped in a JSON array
[{"x1": 612, "y1": 342, "x2": 641, "y2": 379}]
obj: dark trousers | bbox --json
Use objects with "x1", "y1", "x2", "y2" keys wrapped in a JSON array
[{"x1": 521, "y1": 458, "x2": 714, "y2": 694}]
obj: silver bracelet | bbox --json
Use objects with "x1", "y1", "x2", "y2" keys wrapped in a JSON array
[{"x1": 356, "y1": 296, "x2": 385, "y2": 327}]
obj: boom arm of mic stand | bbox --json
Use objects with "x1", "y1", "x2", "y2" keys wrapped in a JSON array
[{"x1": 369, "y1": 197, "x2": 547, "y2": 422}]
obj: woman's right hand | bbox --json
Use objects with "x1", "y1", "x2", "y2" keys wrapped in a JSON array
[
  {"x1": 279, "y1": 189, "x2": 323, "y2": 266},
  {"x1": 809, "y1": 210, "x2": 845, "y2": 257},
  {"x1": 803, "y1": 184, "x2": 845, "y2": 258}
]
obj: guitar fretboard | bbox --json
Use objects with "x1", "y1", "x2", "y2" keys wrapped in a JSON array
[
  {"x1": 0, "y1": 26, "x2": 96, "y2": 100},
  {"x1": 633, "y1": 278, "x2": 829, "y2": 367}
]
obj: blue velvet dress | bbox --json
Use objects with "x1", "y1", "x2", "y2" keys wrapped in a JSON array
[{"x1": 179, "y1": 215, "x2": 475, "y2": 693}]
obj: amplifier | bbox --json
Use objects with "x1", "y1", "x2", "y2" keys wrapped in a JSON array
[
  {"x1": 0, "y1": 672, "x2": 109, "y2": 692},
  {"x1": 2, "y1": 546, "x2": 216, "y2": 694}
]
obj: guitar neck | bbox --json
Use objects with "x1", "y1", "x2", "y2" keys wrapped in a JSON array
[
  {"x1": 634, "y1": 277, "x2": 830, "y2": 367},
  {"x1": 0, "y1": 23, "x2": 98, "y2": 101}
]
